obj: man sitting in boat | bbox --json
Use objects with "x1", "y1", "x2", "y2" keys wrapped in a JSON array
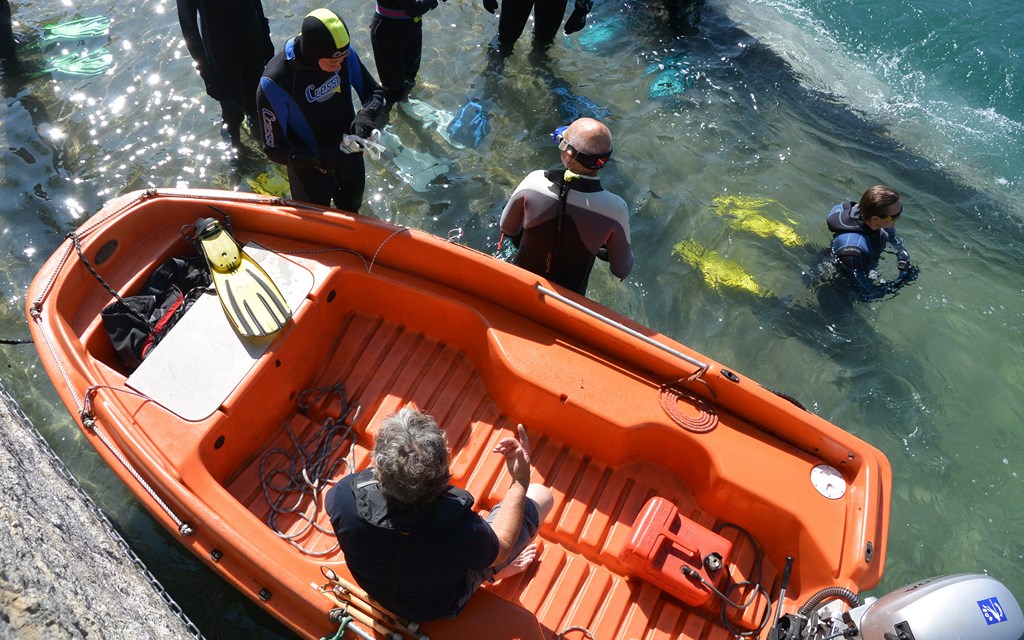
[
  {"x1": 256, "y1": 8, "x2": 385, "y2": 212},
  {"x1": 325, "y1": 409, "x2": 553, "y2": 622},
  {"x1": 826, "y1": 184, "x2": 919, "y2": 300},
  {"x1": 499, "y1": 117, "x2": 634, "y2": 296}
]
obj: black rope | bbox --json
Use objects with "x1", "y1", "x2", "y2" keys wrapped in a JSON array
[
  {"x1": 1, "y1": 338, "x2": 31, "y2": 345},
  {"x1": 260, "y1": 383, "x2": 358, "y2": 556},
  {"x1": 70, "y1": 232, "x2": 157, "y2": 343}
]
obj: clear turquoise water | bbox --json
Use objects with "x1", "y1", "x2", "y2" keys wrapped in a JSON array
[{"x1": 2, "y1": 0, "x2": 1022, "y2": 637}]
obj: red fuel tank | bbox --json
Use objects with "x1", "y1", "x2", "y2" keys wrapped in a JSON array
[{"x1": 619, "y1": 496, "x2": 733, "y2": 606}]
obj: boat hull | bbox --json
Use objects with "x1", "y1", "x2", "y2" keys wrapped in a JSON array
[{"x1": 27, "y1": 189, "x2": 890, "y2": 639}]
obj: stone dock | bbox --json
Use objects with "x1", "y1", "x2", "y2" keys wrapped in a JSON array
[{"x1": 0, "y1": 381, "x2": 201, "y2": 640}]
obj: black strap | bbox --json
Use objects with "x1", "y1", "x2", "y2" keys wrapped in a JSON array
[
  {"x1": 389, "y1": 531, "x2": 411, "y2": 603},
  {"x1": 543, "y1": 169, "x2": 602, "y2": 280},
  {"x1": 550, "y1": 177, "x2": 571, "y2": 278}
]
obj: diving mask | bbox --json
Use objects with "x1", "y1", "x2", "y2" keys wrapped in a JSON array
[{"x1": 552, "y1": 125, "x2": 611, "y2": 170}]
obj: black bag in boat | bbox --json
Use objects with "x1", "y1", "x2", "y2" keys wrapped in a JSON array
[{"x1": 101, "y1": 255, "x2": 211, "y2": 371}]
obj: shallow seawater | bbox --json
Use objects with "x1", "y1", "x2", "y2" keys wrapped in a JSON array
[{"x1": 2, "y1": 0, "x2": 1023, "y2": 637}]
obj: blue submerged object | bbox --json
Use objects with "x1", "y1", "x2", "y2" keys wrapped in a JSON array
[
  {"x1": 645, "y1": 53, "x2": 694, "y2": 98},
  {"x1": 574, "y1": 15, "x2": 623, "y2": 52},
  {"x1": 446, "y1": 99, "x2": 490, "y2": 149},
  {"x1": 553, "y1": 86, "x2": 611, "y2": 121}
]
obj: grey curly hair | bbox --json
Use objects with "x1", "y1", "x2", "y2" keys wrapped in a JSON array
[{"x1": 372, "y1": 409, "x2": 452, "y2": 510}]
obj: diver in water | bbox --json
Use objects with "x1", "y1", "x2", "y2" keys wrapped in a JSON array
[
  {"x1": 826, "y1": 184, "x2": 918, "y2": 300},
  {"x1": 256, "y1": 8, "x2": 385, "y2": 212},
  {"x1": 482, "y1": 0, "x2": 591, "y2": 53},
  {"x1": 499, "y1": 117, "x2": 632, "y2": 296},
  {"x1": 370, "y1": 0, "x2": 444, "y2": 107},
  {"x1": 176, "y1": 0, "x2": 275, "y2": 146}
]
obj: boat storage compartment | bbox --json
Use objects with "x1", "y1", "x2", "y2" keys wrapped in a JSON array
[
  {"x1": 126, "y1": 244, "x2": 313, "y2": 422},
  {"x1": 619, "y1": 496, "x2": 733, "y2": 606}
]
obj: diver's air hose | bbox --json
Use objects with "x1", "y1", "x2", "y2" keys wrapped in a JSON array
[{"x1": 797, "y1": 586, "x2": 860, "y2": 616}]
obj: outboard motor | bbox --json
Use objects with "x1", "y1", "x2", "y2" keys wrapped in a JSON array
[{"x1": 769, "y1": 574, "x2": 1023, "y2": 640}]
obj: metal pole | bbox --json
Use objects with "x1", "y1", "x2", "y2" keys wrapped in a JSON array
[
  {"x1": 536, "y1": 285, "x2": 709, "y2": 372},
  {"x1": 345, "y1": 619, "x2": 376, "y2": 640}
]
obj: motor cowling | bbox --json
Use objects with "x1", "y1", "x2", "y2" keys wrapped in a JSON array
[{"x1": 849, "y1": 574, "x2": 1023, "y2": 640}]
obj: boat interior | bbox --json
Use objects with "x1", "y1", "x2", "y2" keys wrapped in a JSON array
[{"x1": 51, "y1": 193, "x2": 886, "y2": 639}]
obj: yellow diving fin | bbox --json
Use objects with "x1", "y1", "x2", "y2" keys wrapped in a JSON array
[{"x1": 193, "y1": 218, "x2": 291, "y2": 337}]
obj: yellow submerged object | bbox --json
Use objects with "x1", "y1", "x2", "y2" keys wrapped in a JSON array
[
  {"x1": 246, "y1": 165, "x2": 291, "y2": 198},
  {"x1": 673, "y1": 239, "x2": 769, "y2": 297},
  {"x1": 711, "y1": 195, "x2": 805, "y2": 247}
]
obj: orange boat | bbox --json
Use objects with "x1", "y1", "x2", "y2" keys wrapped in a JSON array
[{"x1": 27, "y1": 188, "x2": 892, "y2": 640}]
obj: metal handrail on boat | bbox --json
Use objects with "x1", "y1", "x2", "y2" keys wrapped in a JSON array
[{"x1": 536, "y1": 284, "x2": 709, "y2": 375}]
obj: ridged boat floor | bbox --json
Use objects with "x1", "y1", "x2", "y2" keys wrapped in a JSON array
[{"x1": 227, "y1": 312, "x2": 771, "y2": 639}]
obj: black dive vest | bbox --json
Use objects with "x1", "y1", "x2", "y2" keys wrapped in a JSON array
[
  {"x1": 351, "y1": 468, "x2": 474, "y2": 603},
  {"x1": 351, "y1": 468, "x2": 474, "y2": 532}
]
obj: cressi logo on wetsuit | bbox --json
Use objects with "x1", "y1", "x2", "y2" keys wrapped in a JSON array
[
  {"x1": 260, "y1": 109, "x2": 278, "y2": 147},
  {"x1": 305, "y1": 73, "x2": 342, "y2": 103}
]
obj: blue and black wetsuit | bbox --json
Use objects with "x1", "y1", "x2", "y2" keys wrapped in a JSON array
[
  {"x1": 827, "y1": 201, "x2": 915, "y2": 300},
  {"x1": 370, "y1": 0, "x2": 439, "y2": 105},
  {"x1": 176, "y1": 0, "x2": 275, "y2": 141},
  {"x1": 256, "y1": 37, "x2": 385, "y2": 211}
]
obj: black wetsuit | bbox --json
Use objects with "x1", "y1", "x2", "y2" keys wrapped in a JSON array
[
  {"x1": 176, "y1": 0, "x2": 274, "y2": 138},
  {"x1": 370, "y1": 0, "x2": 439, "y2": 105},
  {"x1": 1, "y1": 0, "x2": 15, "y2": 61},
  {"x1": 500, "y1": 169, "x2": 633, "y2": 295},
  {"x1": 256, "y1": 37, "x2": 385, "y2": 211},
  {"x1": 497, "y1": 0, "x2": 569, "y2": 48}
]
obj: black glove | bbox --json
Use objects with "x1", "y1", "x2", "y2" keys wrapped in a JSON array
[
  {"x1": 896, "y1": 263, "x2": 919, "y2": 285},
  {"x1": 350, "y1": 110, "x2": 376, "y2": 139},
  {"x1": 564, "y1": 0, "x2": 591, "y2": 34},
  {"x1": 482, "y1": 0, "x2": 498, "y2": 14}
]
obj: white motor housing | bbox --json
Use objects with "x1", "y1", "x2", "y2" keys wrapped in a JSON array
[{"x1": 847, "y1": 574, "x2": 1024, "y2": 640}]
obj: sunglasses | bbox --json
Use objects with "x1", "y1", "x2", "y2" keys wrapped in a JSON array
[{"x1": 879, "y1": 206, "x2": 902, "y2": 222}]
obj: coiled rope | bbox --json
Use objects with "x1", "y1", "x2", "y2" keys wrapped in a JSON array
[
  {"x1": 260, "y1": 383, "x2": 358, "y2": 556},
  {"x1": 659, "y1": 379, "x2": 719, "y2": 433}
]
